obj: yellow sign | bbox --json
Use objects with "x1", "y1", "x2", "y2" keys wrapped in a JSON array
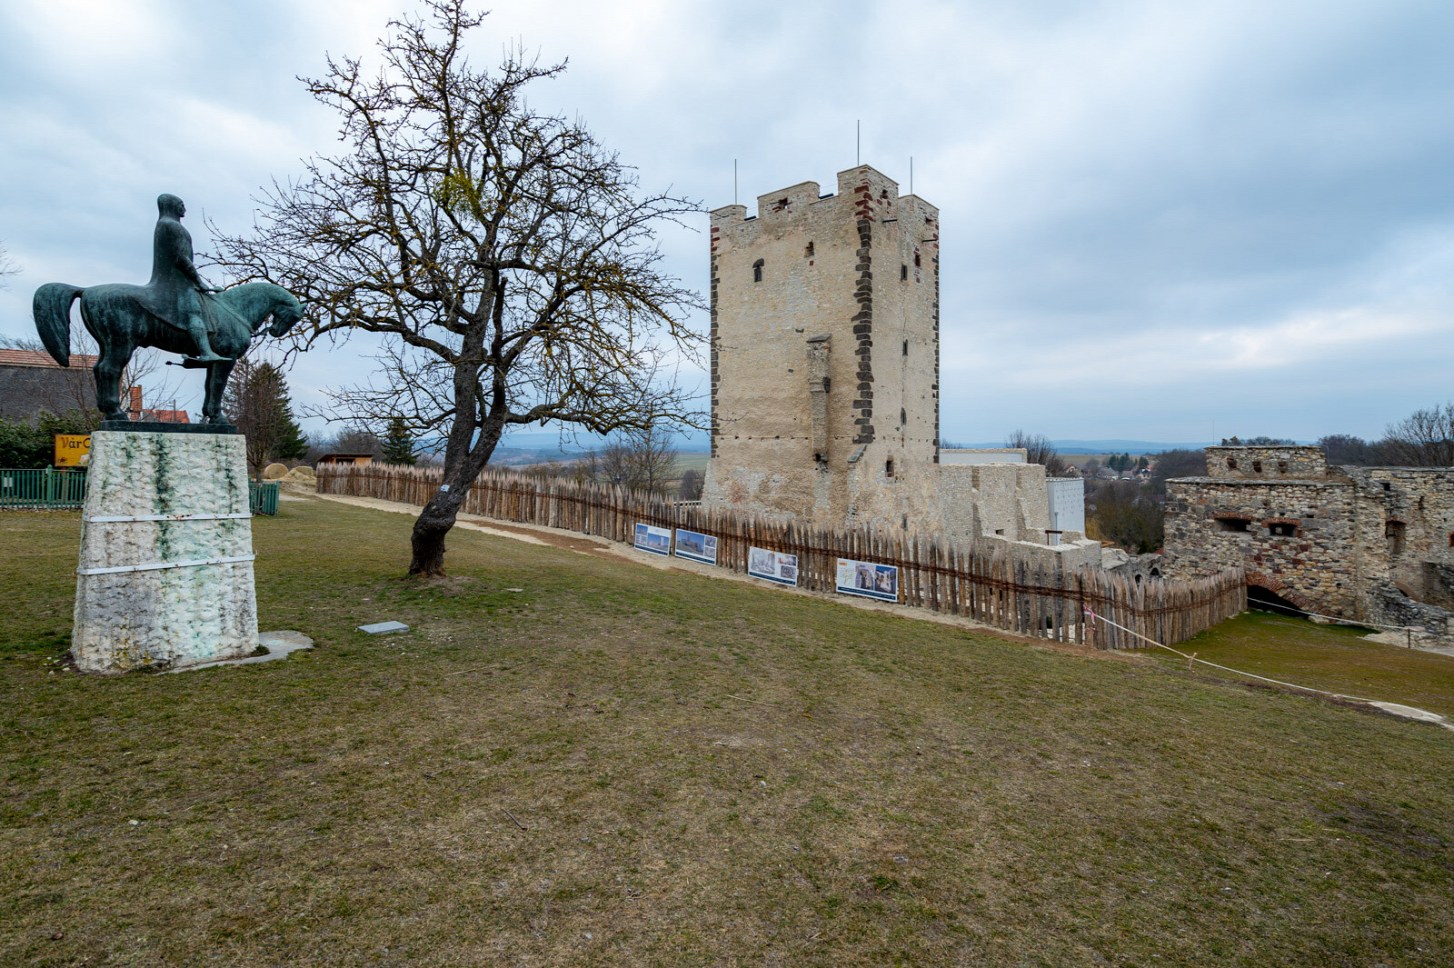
[{"x1": 55, "y1": 434, "x2": 91, "y2": 467}]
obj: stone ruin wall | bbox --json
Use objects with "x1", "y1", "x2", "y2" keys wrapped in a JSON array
[
  {"x1": 1163, "y1": 475, "x2": 1360, "y2": 616},
  {"x1": 1165, "y1": 445, "x2": 1454, "y2": 638}
]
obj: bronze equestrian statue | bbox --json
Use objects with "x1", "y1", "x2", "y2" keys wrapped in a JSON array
[{"x1": 32, "y1": 194, "x2": 302, "y2": 425}]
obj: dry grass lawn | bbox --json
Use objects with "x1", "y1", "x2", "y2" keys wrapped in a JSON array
[{"x1": 2, "y1": 496, "x2": 1453, "y2": 966}]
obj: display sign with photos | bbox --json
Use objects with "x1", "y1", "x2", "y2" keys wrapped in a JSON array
[
  {"x1": 748, "y1": 546, "x2": 799, "y2": 586},
  {"x1": 633, "y1": 522, "x2": 672, "y2": 556},
  {"x1": 835, "y1": 557, "x2": 899, "y2": 602},
  {"x1": 673, "y1": 528, "x2": 718, "y2": 565}
]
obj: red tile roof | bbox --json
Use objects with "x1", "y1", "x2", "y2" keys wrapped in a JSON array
[
  {"x1": 0, "y1": 348, "x2": 100, "y2": 369},
  {"x1": 140, "y1": 409, "x2": 190, "y2": 424}
]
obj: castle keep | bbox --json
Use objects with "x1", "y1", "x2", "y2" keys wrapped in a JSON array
[
  {"x1": 1164, "y1": 445, "x2": 1454, "y2": 638},
  {"x1": 702, "y1": 165, "x2": 1098, "y2": 567},
  {"x1": 703, "y1": 165, "x2": 941, "y2": 529}
]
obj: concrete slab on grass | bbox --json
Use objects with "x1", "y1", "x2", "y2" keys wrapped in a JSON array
[
  {"x1": 168, "y1": 631, "x2": 313, "y2": 673},
  {"x1": 358, "y1": 621, "x2": 410, "y2": 635}
]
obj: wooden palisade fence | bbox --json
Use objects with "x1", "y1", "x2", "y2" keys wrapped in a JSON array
[{"x1": 318, "y1": 464, "x2": 1245, "y2": 649}]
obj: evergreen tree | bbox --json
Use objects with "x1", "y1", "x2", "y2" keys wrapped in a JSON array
[
  {"x1": 382, "y1": 416, "x2": 417, "y2": 466},
  {"x1": 224, "y1": 359, "x2": 308, "y2": 474}
]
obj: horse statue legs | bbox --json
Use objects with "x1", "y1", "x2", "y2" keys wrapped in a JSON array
[
  {"x1": 85, "y1": 301, "x2": 139, "y2": 422},
  {"x1": 202, "y1": 361, "x2": 236, "y2": 424}
]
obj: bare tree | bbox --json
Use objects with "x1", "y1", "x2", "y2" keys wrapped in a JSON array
[
  {"x1": 599, "y1": 424, "x2": 677, "y2": 496},
  {"x1": 1087, "y1": 479, "x2": 1164, "y2": 553},
  {"x1": 1381, "y1": 403, "x2": 1454, "y2": 466},
  {"x1": 1005, "y1": 429, "x2": 1069, "y2": 476},
  {"x1": 0, "y1": 241, "x2": 16, "y2": 286},
  {"x1": 1318, "y1": 434, "x2": 1387, "y2": 467},
  {"x1": 213, "y1": 1, "x2": 701, "y2": 576},
  {"x1": 678, "y1": 468, "x2": 704, "y2": 501},
  {"x1": 1147, "y1": 448, "x2": 1207, "y2": 495}
]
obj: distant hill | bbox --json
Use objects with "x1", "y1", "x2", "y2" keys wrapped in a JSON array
[{"x1": 946, "y1": 439, "x2": 1226, "y2": 456}]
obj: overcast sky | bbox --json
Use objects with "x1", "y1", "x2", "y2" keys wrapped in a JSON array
[{"x1": 3, "y1": 0, "x2": 1452, "y2": 446}]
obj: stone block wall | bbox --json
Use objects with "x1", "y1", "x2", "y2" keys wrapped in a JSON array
[
  {"x1": 1166, "y1": 446, "x2": 1454, "y2": 637},
  {"x1": 702, "y1": 164, "x2": 1090, "y2": 568},
  {"x1": 1164, "y1": 475, "x2": 1359, "y2": 616},
  {"x1": 703, "y1": 165, "x2": 940, "y2": 534},
  {"x1": 1204, "y1": 445, "x2": 1328, "y2": 480}
]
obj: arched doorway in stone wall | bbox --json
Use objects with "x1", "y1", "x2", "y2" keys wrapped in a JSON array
[{"x1": 1245, "y1": 571, "x2": 1318, "y2": 619}]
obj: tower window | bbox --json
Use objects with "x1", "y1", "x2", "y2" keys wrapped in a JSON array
[
  {"x1": 902, "y1": 339, "x2": 908, "y2": 356},
  {"x1": 1387, "y1": 520, "x2": 1406, "y2": 556},
  {"x1": 900, "y1": 407, "x2": 906, "y2": 426},
  {"x1": 901, "y1": 264, "x2": 908, "y2": 280},
  {"x1": 1251, "y1": 460, "x2": 1263, "y2": 473},
  {"x1": 1277, "y1": 460, "x2": 1288, "y2": 473},
  {"x1": 805, "y1": 241, "x2": 814, "y2": 257},
  {"x1": 914, "y1": 251, "x2": 921, "y2": 268},
  {"x1": 885, "y1": 459, "x2": 895, "y2": 479},
  {"x1": 1227, "y1": 458, "x2": 1238, "y2": 470},
  {"x1": 1215, "y1": 516, "x2": 1250, "y2": 533},
  {"x1": 752, "y1": 259, "x2": 764, "y2": 283},
  {"x1": 1268, "y1": 522, "x2": 1296, "y2": 537}
]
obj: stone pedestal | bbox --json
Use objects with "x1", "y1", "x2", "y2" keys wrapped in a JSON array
[{"x1": 71, "y1": 430, "x2": 258, "y2": 673}]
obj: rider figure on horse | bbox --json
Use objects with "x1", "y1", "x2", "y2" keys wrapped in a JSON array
[{"x1": 149, "y1": 194, "x2": 227, "y2": 363}]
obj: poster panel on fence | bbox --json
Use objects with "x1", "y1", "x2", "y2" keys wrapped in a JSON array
[
  {"x1": 634, "y1": 522, "x2": 672, "y2": 556},
  {"x1": 836, "y1": 557, "x2": 899, "y2": 602},
  {"x1": 673, "y1": 528, "x2": 718, "y2": 565},
  {"x1": 748, "y1": 546, "x2": 799, "y2": 586}
]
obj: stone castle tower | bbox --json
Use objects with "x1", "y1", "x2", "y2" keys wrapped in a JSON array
[{"x1": 701, "y1": 165, "x2": 941, "y2": 532}]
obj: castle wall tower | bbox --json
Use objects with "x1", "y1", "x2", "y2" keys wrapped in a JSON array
[{"x1": 702, "y1": 165, "x2": 941, "y2": 533}]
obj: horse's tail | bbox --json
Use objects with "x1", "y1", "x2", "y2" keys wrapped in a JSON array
[{"x1": 32, "y1": 283, "x2": 84, "y2": 367}]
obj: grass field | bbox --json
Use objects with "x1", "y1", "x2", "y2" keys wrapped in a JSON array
[
  {"x1": 3, "y1": 496, "x2": 1454, "y2": 965},
  {"x1": 1153, "y1": 611, "x2": 1454, "y2": 718}
]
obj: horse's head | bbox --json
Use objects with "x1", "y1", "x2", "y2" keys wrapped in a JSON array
[{"x1": 268, "y1": 292, "x2": 305, "y2": 339}]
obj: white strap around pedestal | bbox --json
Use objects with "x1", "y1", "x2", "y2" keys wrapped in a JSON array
[{"x1": 77, "y1": 554, "x2": 257, "y2": 576}]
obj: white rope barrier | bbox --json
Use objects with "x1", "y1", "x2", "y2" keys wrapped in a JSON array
[
  {"x1": 1083, "y1": 606, "x2": 1452, "y2": 731},
  {"x1": 1247, "y1": 596, "x2": 1420, "y2": 636}
]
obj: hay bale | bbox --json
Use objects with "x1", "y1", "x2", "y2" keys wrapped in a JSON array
[
  {"x1": 286, "y1": 465, "x2": 317, "y2": 482},
  {"x1": 262, "y1": 463, "x2": 289, "y2": 480}
]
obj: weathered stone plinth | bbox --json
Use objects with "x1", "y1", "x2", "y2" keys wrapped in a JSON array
[{"x1": 71, "y1": 431, "x2": 258, "y2": 673}]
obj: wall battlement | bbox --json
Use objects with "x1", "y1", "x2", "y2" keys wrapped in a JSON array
[{"x1": 1204, "y1": 445, "x2": 1328, "y2": 480}]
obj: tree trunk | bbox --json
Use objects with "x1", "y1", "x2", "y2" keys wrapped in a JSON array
[{"x1": 408, "y1": 489, "x2": 465, "y2": 577}]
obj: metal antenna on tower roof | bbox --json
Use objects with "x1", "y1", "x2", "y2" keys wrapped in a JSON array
[
  {"x1": 734, "y1": 159, "x2": 738, "y2": 205},
  {"x1": 856, "y1": 120, "x2": 861, "y2": 166},
  {"x1": 910, "y1": 156, "x2": 914, "y2": 196}
]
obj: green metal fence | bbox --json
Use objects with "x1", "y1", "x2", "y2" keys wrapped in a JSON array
[
  {"x1": 249, "y1": 481, "x2": 280, "y2": 516},
  {"x1": 0, "y1": 468, "x2": 89, "y2": 509},
  {"x1": 0, "y1": 469, "x2": 281, "y2": 516}
]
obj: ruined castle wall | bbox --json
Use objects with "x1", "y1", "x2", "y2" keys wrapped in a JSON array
[
  {"x1": 1163, "y1": 476, "x2": 1361, "y2": 616},
  {"x1": 1345, "y1": 467, "x2": 1454, "y2": 609},
  {"x1": 1204, "y1": 445, "x2": 1328, "y2": 480},
  {"x1": 1166, "y1": 456, "x2": 1454, "y2": 636}
]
